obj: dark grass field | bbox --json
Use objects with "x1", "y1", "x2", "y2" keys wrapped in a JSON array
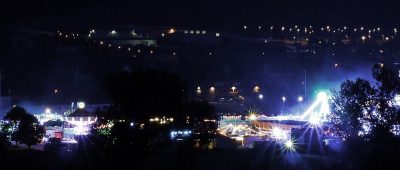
[{"x1": 0, "y1": 145, "x2": 342, "y2": 170}]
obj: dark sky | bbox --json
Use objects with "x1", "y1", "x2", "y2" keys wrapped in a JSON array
[{"x1": 4, "y1": 0, "x2": 400, "y2": 29}]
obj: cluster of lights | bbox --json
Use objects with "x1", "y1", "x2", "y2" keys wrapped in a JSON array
[
  {"x1": 58, "y1": 30, "x2": 157, "y2": 58},
  {"x1": 203, "y1": 119, "x2": 216, "y2": 122},
  {"x1": 243, "y1": 25, "x2": 397, "y2": 36},
  {"x1": 36, "y1": 108, "x2": 64, "y2": 125},
  {"x1": 248, "y1": 114, "x2": 257, "y2": 121},
  {"x1": 170, "y1": 130, "x2": 192, "y2": 139},
  {"x1": 196, "y1": 85, "x2": 264, "y2": 95},
  {"x1": 66, "y1": 101, "x2": 97, "y2": 136},
  {"x1": 221, "y1": 115, "x2": 242, "y2": 120},
  {"x1": 271, "y1": 127, "x2": 290, "y2": 140},
  {"x1": 59, "y1": 24, "x2": 400, "y2": 58},
  {"x1": 149, "y1": 117, "x2": 174, "y2": 124},
  {"x1": 183, "y1": 29, "x2": 207, "y2": 35}
]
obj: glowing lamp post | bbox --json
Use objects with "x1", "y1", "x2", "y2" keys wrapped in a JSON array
[
  {"x1": 209, "y1": 87, "x2": 215, "y2": 94},
  {"x1": 110, "y1": 30, "x2": 117, "y2": 35},
  {"x1": 168, "y1": 28, "x2": 175, "y2": 34},
  {"x1": 253, "y1": 86, "x2": 260, "y2": 93},
  {"x1": 258, "y1": 94, "x2": 263, "y2": 100},
  {"x1": 297, "y1": 96, "x2": 303, "y2": 102},
  {"x1": 281, "y1": 96, "x2": 286, "y2": 114},
  {"x1": 297, "y1": 96, "x2": 304, "y2": 114},
  {"x1": 231, "y1": 86, "x2": 237, "y2": 93},
  {"x1": 196, "y1": 86, "x2": 202, "y2": 95}
]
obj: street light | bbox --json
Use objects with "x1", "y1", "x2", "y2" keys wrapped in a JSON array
[
  {"x1": 231, "y1": 86, "x2": 237, "y2": 93},
  {"x1": 196, "y1": 86, "x2": 201, "y2": 95},
  {"x1": 361, "y1": 36, "x2": 366, "y2": 43},
  {"x1": 281, "y1": 96, "x2": 286, "y2": 114},
  {"x1": 209, "y1": 87, "x2": 215, "y2": 93},
  {"x1": 258, "y1": 94, "x2": 263, "y2": 100},
  {"x1": 297, "y1": 95, "x2": 304, "y2": 115},
  {"x1": 297, "y1": 96, "x2": 303, "y2": 102},
  {"x1": 253, "y1": 86, "x2": 260, "y2": 93}
]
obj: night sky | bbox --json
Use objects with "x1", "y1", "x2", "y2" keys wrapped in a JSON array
[{"x1": 4, "y1": 0, "x2": 400, "y2": 28}]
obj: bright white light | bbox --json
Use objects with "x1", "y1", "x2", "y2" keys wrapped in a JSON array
[
  {"x1": 309, "y1": 115, "x2": 320, "y2": 125},
  {"x1": 361, "y1": 36, "x2": 366, "y2": 41},
  {"x1": 45, "y1": 108, "x2": 51, "y2": 114},
  {"x1": 282, "y1": 96, "x2": 286, "y2": 102},
  {"x1": 298, "y1": 96, "x2": 304, "y2": 102},
  {"x1": 317, "y1": 92, "x2": 328, "y2": 101},
  {"x1": 272, "y1": 127, "x2": 287, "y2": 140},
  {"x1": 130, "y1": 122, "x2": 134, "y2": 127},
  {"x1": 285, "y1": 140, "x2": 293, "y2": 148},
  {"x1": 74, "y1": 125, "x2": 88, "y2": 135},
  {"x1": 77, "y1": 102, "x2": 85, "y2": 109},
  {"x1": 302, "y1": 91, "x2": 330, "y2": 120},
  {"x1": 249, "y1": 114, "x2": 257, "y2": 121},
  {"x1": 258, "y1": 94, "x2": 263, "y2": 100}
]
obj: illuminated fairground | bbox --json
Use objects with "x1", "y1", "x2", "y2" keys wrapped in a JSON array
[
  {"x1": 34, "y1": 102, "x2": 98, "y2": 144},
  {"x1": 64, "y1": 102, "x2": 97, "y2": 136},
  {"x1": 218, "y1": 92, "x2": 331, "y2": 148}
]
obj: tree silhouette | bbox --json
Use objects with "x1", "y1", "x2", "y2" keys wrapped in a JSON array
[
  {"x1": 372, "y1": 64, "x2": 400, "y2": 133},
  {"x1": 4, "y1": 106, "x2": 45, "y2": 148},
  {"x1": 4, "y1": 106, "x2": 28, "y2": 123},
  {"x1": 330, "y1": 65, "x2": 400, "y2": 140},
  {"x1": 331, "y1": 65, "x2": 400, "y2": 170},
  {"x1": 330, "y1": 78, "x2": 377, "y2": 139}
]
